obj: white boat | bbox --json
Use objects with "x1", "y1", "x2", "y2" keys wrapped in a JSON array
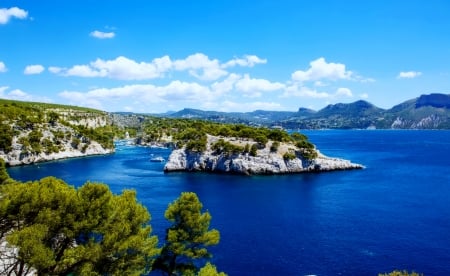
[{"x1": 150, "y1": 156, "x2": 165, "y2": 162}]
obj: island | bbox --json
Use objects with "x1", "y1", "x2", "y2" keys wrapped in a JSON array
[{"x1": 164, "y1": 134, "x2": 363, "y2": 175}]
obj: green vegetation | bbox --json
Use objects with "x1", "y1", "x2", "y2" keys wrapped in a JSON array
[
  {"x1": 138, "y1": 117, "x2": 317, "y2": 160},
  {"x1": 154, "y1": 192, "x2": 220, "y2": 275},
  {"x1": 379, "y1": 270, "x2": 423, "y2": 276},
  {"x1": 198, "y1": 262, "x2": 227, "y2": 276},
  {"x1": 0, "y1": 99, "x2": 117, "y2": 160},
  {"x1": 0, "y1": 161, "x2": 224, "y2": 276},
  {"x1": 212, "y1": 139, "x2": 244, "y2": 155}
]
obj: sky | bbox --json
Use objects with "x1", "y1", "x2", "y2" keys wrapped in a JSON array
[{"x1": 0, "y1": 0, "x2": 449, "y2": 113}]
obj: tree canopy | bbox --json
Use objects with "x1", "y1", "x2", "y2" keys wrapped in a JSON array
[
  {"x1": 154, "y1": 192, "x2": 221, "y2": 275},
  {"x1": 0, "y1": 168, "x2": 159, "y2": 275}
]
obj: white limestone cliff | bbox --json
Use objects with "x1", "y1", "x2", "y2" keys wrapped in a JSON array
[{"x1": 164, "y1": 135, "x2": 363, "y2": 175}]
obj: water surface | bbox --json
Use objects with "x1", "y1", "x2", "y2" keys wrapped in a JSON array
[{"x1": 8, "y1": 130, "x2": 450, "y2": 275}]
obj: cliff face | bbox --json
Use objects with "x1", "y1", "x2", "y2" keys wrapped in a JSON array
[
  {"x1": 0, "y1": 100, "x2": 115, "y2": 166},
  {"x1": 0, "y1": 123, "x2": 114, "y2": 166},
  {"x1": 164, "y1": 135, "x2": 363, "y2": 175}
]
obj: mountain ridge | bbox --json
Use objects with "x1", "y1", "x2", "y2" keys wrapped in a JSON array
[{"x1": 145, "y1": 93, "x2": 449, "y2": 129}]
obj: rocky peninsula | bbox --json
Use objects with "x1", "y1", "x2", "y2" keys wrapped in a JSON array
[{"x1": 164, "y1": 135, "x2": 363, "y2": 175}]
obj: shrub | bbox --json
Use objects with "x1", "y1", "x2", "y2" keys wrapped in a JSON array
[{"x1": 270, "y1": 141, "x2": 280, "y2": 152}]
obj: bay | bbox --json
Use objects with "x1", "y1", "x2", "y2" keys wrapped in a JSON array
[{"x1": 7, "y1": 130, "x2": 450, "y2": 275}]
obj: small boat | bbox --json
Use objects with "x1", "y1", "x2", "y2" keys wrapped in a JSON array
[{"x1": 150, "y1": 156, "x2": 165, "y2": 162}]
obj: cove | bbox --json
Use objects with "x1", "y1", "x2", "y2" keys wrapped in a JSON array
[{"x1": 7, "y1": 130, "x2": 450, "y2": 275}]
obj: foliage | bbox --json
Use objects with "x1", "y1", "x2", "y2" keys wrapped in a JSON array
[
  {"x1": 198, "y1": 262, "x2": 227, "y2": 276},
  {"x1": 378, "y1": 270, "x2": 423, "y2": 276},
  {"x1": 212, "y1": 139, "x2": 244, "y2": 155},
  {"x1": 0, "y1": 99, "x2": 116, "y2": 159},
  {"x1": 0, "y1": 122, "x2": 14, "y2": 153},
  {"x1": 270, "y1": 141, "x2": 280, "y2": 152},
  {"x1": 0, "y1": 178, "x2": 159, "y2": 276},
  {"x1": 283, "y1": 152, "x2": 297, "y2": 160},
  {"x1": 154, "y1": 192, "x2": 220, "y2": 275},
  {"x1": 250, "y1": 144, "x2": 258, "y2": 157},
  {"x1": 139, "y1": 117, "x2": 318, "y2": 160},
  {"x1": 0, "y1": 158, "x2": 11, "y2": 184}
]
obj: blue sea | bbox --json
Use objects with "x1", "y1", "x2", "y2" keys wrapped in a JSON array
[{"x1": 7, "y1": 130, "x2": 450, "y2": 275}]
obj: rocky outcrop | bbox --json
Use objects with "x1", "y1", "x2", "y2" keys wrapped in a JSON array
[
  {"x1": 1, "y1": 141, "x2": 113, "y2": 166},
  {"x1": 164, "y1": 137, "x2": 363, "y2": 175}
]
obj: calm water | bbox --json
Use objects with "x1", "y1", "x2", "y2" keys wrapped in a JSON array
[{"x1": 7, "y1": 130, "x2": 450, "y2": 275}]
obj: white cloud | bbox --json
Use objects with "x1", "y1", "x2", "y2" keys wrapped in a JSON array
[
  {"x1": 48, "y1": 66, "x2": 63, "y2": 74},
  {"x1": 90, "y1": 30, "x2": 115, "y2": 39},
  {"x1": 397, "y1": 71, "x2": 422, "y2": 79},
  {"x1": 292, "y1": 57, "x2": 353, "y2": 82},
  {"x1": 173, "y1": 53, "x2": 228, "y2": 81},
  {"x1": 50, "y1": 53, "x2": 269, "y2": 81},
  {"x1": 282, "y1": 84, "x2": 330, "y2": 99},
  {"x1": 217, "y1": 101, "x2": 284, "y2": 112},
  {"x1": 53, "y1": 56, "x2": 172, "y2": 80},
  {"x1": 222, "y1": 55, "x2": 267, "y2": 68},
  {"x1": 211, "y1": 73, "x2": 240, "y2": 95},
  {"x1": 0, "y1": 7, "x2": 28, "y2": 24},
  {"x1": 235, "y1": 74, "x2": 284, "y2": 97},
  {"x1": 0, "y1": 86, "x2": 8, "y2": 95},
  {"x1": 359, "y1": 93, "x2": 369, "y2": 99},
  {"x1": 0, "y1": 61, "x2": 6, "y2": 72},
  {"x1": 0, "y1": 86, "x2": 52, "y2": 102},
  {"x1": 335, "y1": 87, "x2": 353, "y2": 97},
  {"x1": 24, "y1": 64, "x2": 45, "y2": 75},
  {"x1": 58, "y1": 81, "x2": 213, "y2": 110}
]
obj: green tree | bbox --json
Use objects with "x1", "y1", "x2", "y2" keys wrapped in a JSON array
[
  {"x1": 198, "y1": 262, "x2": 227, "y2": 276},
  {"x1": 0, "y1": 158, "x2": 10, "y2": 185},
  {"x1": 250, "y1": 144, "x2": 258, "y2": 157},
  {"x1": 379, "y1": 270, "x2": 423, "y2": 276},
  {"x1": 154, "y1": 192, "x2": 220, "y2": 275},
  {"x1": 0, "y1": 178, "x2": 159, "y2": 276}
]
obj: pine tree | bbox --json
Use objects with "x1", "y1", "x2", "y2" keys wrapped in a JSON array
[
  {"x1": 0, "y1": 178, "x2": 159, "y2": 275},
  {"x1": 154, "y1": 192, "x2": 220, "y2": 275}
]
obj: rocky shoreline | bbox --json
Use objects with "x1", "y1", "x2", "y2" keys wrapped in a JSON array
[
  {"x1": 164, "y1": 146, "x2": 363, "y2": 175},
  {"x1": 1, "y1": 141, "x2": 114, "y2": 166}
]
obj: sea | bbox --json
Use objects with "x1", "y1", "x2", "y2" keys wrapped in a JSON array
[{"x1": 7, "y1": 130, "x2": 450, "y2": 275}]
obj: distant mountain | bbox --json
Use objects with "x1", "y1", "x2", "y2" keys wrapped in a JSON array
[
  {"x1": 110, "y1": 93, "x2": 450, "y2": 129},
  {"x1": 282, "y1": 100, "x2": 386, "y2": 129},
  {"x1": 166, "y1": 108, "x2": 296, "y2": 125},
  {"x1": 383, "y1": 94, "x2": 450, "y2": 129}
]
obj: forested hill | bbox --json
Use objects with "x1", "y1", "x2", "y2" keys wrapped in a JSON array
[
  {"x1": 0, "y1": 99, "x2": 121, "y2": 166},
  {"x1": 157, "y1": 93, "x2": 450, "y2": 129}
]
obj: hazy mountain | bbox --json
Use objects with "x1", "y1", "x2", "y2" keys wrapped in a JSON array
[{"x1": 116, "y1": 93, "x2": 450, "y2": 129}]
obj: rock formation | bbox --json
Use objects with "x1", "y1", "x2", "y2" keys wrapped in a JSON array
[{"x1": 164, "y1": 135, "x2": 363, "y2": 175}]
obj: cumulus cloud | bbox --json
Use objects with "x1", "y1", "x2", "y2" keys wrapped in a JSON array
[
  {"x1": 222, "y1": 55, "x2": 267, "y2": 68},
  {"x1": 397, "y1": 71, "x2": 422, "y2": 79},
  {"x1": 235, "y1": 74, "x2": 284, "y2": 98},
  {"x1": 282, "y1": 84, "x2": 330, "y2": 99},
  {"x1": 291, "y1": 57, "x2": 353, "y2": 82},
  {"x1": 0, "y1": 61, "x2": 6, "y2": 72},
  {"x1": 0, "y1": 7, "x2": 28, "y2": 24},
  {"x1": 335, "y1": 87, "x2": 353, "y2": 97},
  {"x1": 90, "y1": 30, "x2": 115, "y2": 39},
  {"x1": 50, "y1": 53, "x2": 269, "y2": 81},
  {"x1": 211, "y1": 73, "x2": 241, "y2": 95},
  {"x1": 0, "y1": 86, "x2": 52, "y2": 102},
  {"x1": 58, "y1": 81, "x2": 213, "y2": 110},
  {"x1": 172, "y1": 53, "x2": 227, "y2": 81},
  {"x1": 215, "y1": 101, "x2": 284, "y2": 112},
  {"x1": 24, "y1": 64, "x2": 45, "y2": 75},
  {"x1": 53, "y1": 56, "x2": 172, "y2": 80}
]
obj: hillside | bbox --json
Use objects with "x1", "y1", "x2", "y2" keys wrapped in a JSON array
[
  {"x1": 0, "y1": 99, "x2": 117, "y2": 166},
  {"x1": 156, "y1": 93, "x2": 450, "y2": 129}
]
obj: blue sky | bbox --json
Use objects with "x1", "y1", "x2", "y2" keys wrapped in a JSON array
[{"x1": 1, "y1": 1, "x2": 449, "y2": 113}]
